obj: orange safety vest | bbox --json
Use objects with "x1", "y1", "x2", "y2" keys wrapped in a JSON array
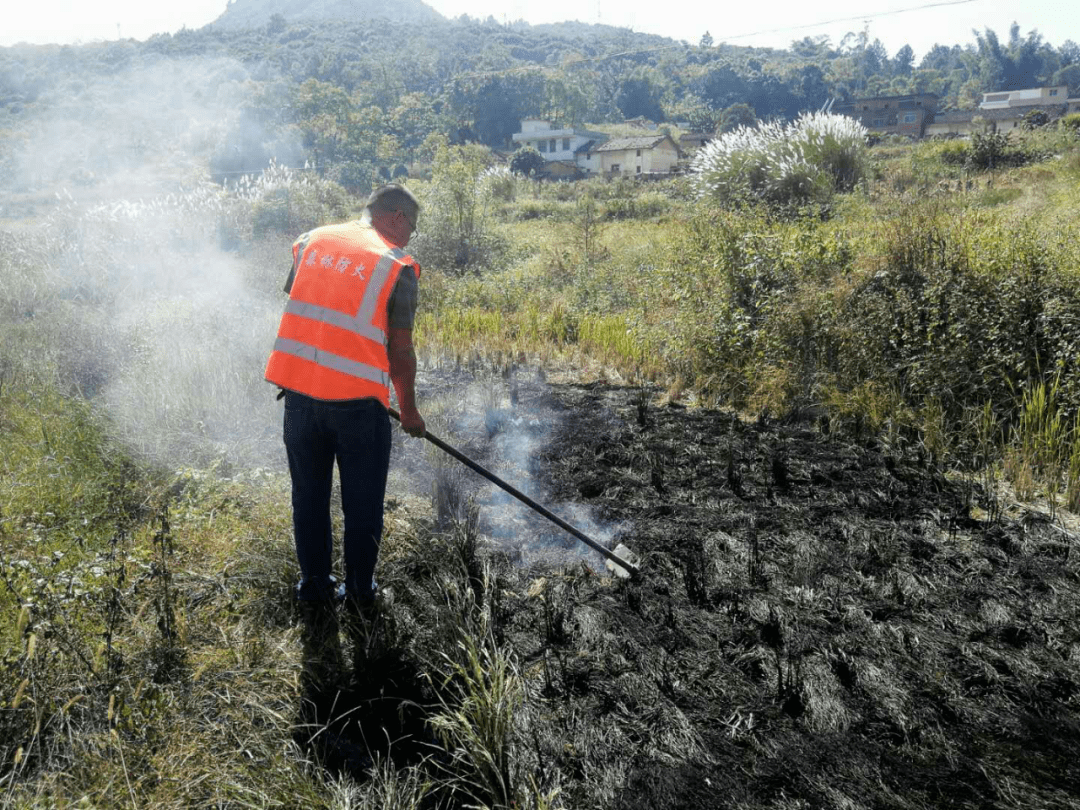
[{"x1": 264, "y1": 221, "x2": 419, "y2": 406}]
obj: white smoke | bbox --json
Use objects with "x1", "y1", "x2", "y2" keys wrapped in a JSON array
[
  {"x1": 2, "y1": 56, "x2": 296, "y2": 469},
  {"x1": 430, "y1": 379, "x2": 630, "y2": 572}
]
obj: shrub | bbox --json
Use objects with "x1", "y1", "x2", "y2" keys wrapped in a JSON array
[
  {"x1": 936, "y1": 139, "x2": 973, "y2": 166},
  {"x1": 836, "y1": 207, "x2": 1080, "y2": 429},
  {"x1": 1060, "y1": 113, "x2": 1080, "y2": 134},
  {"x1": 480, "y1": 165, "x2": 518, "y2": 202},
  {"x1": 239, "y1": 161, "x2": 351, "y2": 238},
  {"x1": 691, "y1": 112, "x2": 868, "y2": 210},
  {"x1": 603, "y1": 191, "x2": 671, "y2": 220},
  {"x1": 409, "y1": 143, "x2": 508, "y2": 273}
]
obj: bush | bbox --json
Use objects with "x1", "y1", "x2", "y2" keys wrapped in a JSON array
[
  {"x1": 510, "y1": 199, "x2": 566, "y2": 221},
  {"x1": 1059, "y1": 113, "x2": 1080, "y2": 134},
  {"x1": 480, "y1": 165, "x2": 518, "y2": 202},
  {"x1": 408, "y1": 143, "x2": 508, "y2": 273},
  {"x1": 667, "y1": 197, "x2": 1080, "y2": 428},
  {"x1": 836, "y1": 207, "x2": 1080, "y2": 425},
  {"x1": 939, "y1": 132, "x2": 1050, "y2": 172},
  {"x1": 691, "y1": 112, "x2": 868, "y2": 211},
  {"x1": 934, "y1": 139, "x2": 972, "y2": 166},
  {"x1": 603, "y1": 191, "x2": 672, "y2": 220},
  {"x1": 241, "y1": 162, "x2": 351, "y2": 238}
]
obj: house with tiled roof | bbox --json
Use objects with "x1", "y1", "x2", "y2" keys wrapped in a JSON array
[{"x1": 579, "y1": 134, "x2": 681, "y2": 177}]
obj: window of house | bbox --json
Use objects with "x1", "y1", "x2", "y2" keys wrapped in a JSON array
[
  {"x1": 636, "y1": 149, "x2": 641, "y2": 156},
  {"x1": 562, "y1": 138, "x2": 570, "y2": 150},
  {"x1": 611, "y1": 163, "x2": 620, "y2": 173},
  {"x1": 872, "y1": 118, "x2": 885, "y2": 127},
  {"x1": 549, "y1": 139, "x2": 556, "y2": 152},
  {"x1": 902, "y1": 113, "x2": 917, "y2": 123},
  {"x1": 538, "y1": 140, "x2": 547, "y2": 153},
  {"x1": 1050, "y1": 88, "x2": 1059, "y2": 96},
  {"x1": 636, "y1": 166, "x2": 642, "y2": 173}
]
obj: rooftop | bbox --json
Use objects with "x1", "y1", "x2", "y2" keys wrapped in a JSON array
[{"x1": 591, "y1": 135, "x2": 675, "y2": 152}]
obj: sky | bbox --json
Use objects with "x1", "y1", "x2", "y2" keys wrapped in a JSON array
[{"x1": 1, "y1": 0, "x2": 1077, "y2": 62}]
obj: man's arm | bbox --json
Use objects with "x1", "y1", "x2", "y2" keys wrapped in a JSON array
[{"x1": 388, "y1": 327, "x2": 425, "y2": 437}]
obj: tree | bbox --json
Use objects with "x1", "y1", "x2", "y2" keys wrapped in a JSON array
[
  {"x1": 616, "y1": 73, "x2": 665, "y2": 122},
  {"x1": 1053, "y1": 63, "x2": 1080, "y2": 96},
  {"x1": 418, "y1": 141, "x2": 498, "y2": 269},
  {"x1": 920, "y1": 44, "x2": 964, "y2": 73},
  {"x1": 543, "y1": 73, "x2": 590, "y2": 127},
  {"x1": 510, "y1": 146, "x2": 545, "y2": 177},
  {"x1": 795, "y1": 64, "x2": 831, "y2": 111},
  {"x1": 1061, "y1": 40, "x2": 1080, "y2": 67},
  {"x1": 893, "y1": 44, "x2": 915, "y2": 77},
  {"x1": 717, "y1": 102, "x2": 756, "y2": 133},
  {"x1": 693, "y1": 63, "x2": 747, "y2": 111},
  {"x1": 267, "y1": 13, "x2": 287, "y2": 35},
  {"x1": 790, "y1": 36, "x2": 831, "y2": 60}
]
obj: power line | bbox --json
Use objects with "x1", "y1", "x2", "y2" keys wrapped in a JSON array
[
  {"x1": 719, "y1": 0, "x2": 979, "y2": 43},
  {"x1": 452, "y1": 0, "x2": 980, "y2": 80}
]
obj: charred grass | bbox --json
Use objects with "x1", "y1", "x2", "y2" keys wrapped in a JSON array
[{"x1": 501, "y1": 380, "x2": 1080, "y2": 809}]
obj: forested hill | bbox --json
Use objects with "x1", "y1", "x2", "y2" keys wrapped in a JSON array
[
  {"x1": 211, "y1": 0, "x2": 445, "y2": 30},
  {"x1": 1, "y1": 7, "x2": 1078, "y2": 193}
]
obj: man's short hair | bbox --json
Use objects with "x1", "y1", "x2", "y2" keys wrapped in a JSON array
[{"x1": 364, "y1": 184, "x2": 420, "y2": 220}]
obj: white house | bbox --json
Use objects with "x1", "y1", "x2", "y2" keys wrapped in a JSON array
[
  {"x1": 511, "y1": 119, "x2": 607, "y2": 163},
  {"x1": 924, "y1": 85, "x2": 1077, "y2": 137},
  {"x1": 980, "y1": 86, "x2": 1068, "y2": 109}
]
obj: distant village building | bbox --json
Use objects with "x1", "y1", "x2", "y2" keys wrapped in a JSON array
[
  {"x1": 979, "y1": 86, "x2": 1067, "y2": 110},
  {"x1": 832, "y1": 93, "x2": 939, "y2": 137},
  {"x1": 835, "y1": 87, "x2": 1079, "y2": 138},
  {"x1": 510, "y1": 121, "x2": 681, "y2": 178},
  {"x1": 581, "y1": 134, "x2": 681, "y2": 177},
  {"x1": 511, "y1": 119, "x2": 607, "y2": 164},
  {"x1": 925, "y1": 86, "x2": 1075, "y2": 136},
  {"x1": 679, "y1": 132, "x2": 712, "y2": 153}
]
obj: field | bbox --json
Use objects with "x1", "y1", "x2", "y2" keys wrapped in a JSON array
[{"x1": 2, "y1": 126, "x2": 1080, "y2": 808}]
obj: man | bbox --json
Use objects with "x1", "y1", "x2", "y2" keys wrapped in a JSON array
[{"x1": 265, "y1": 184, "x2": 425, "y2": 635}]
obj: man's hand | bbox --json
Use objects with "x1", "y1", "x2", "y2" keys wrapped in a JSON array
[{"x1": 397, "y1": 406, "x2": 426, "y2": 437}]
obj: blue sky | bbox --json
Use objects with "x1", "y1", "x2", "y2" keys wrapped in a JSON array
[{"x1": 2, "y1": 0, "x2": 1077, "y2": 62}]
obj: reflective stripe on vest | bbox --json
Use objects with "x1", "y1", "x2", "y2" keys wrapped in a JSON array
[{"x1": 271, "y1": 337, "x2": 391, "y2": 387}]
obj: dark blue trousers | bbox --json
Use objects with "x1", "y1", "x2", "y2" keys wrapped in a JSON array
[{"x1": 283, "y1": 392, "x2": 391, "y2": 603}]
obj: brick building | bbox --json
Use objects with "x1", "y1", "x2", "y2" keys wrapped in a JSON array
[{"x1": 832, "y1": 93, "x2": 939, "y2": 137}]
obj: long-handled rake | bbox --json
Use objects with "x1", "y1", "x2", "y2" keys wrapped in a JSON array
[{"x1": 390, "y1": 408, "x2": 640, "y2": 578}]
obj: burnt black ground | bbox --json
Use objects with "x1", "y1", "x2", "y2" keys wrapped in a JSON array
[{"x1": 313, "y1": 375, "x2": 1080, "y2": 808}]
